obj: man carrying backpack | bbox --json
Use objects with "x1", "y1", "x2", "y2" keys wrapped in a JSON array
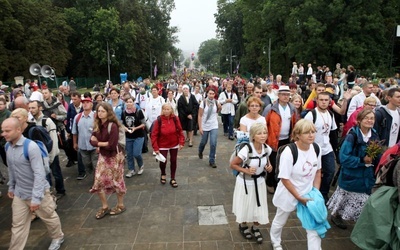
[
  {"x1": 374, "y1": 88, "x2": 400, "y2": 148},
  {"x1": 72, "y1": 97, "x2": 98, "y2": 180},
  {"x1": 28, "y1": 100, "x2": 66, "y2": 200},
  {"x1": 304, "y1": 92, "x2": 337, "y2": 203},
  {"x1": 2, "y1": 117, "x2": 64, "y2": 250},
  {"x1": 41, "y1": 88, "x2": 68, "y2": 151}
]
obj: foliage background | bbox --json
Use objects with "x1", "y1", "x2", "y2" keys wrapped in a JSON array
[
  {"x1": 197, "y1": 0, "x2": 400, "y2": 79},
  {"x1": 1, "y1": 0, "x2": 400, "y2": 83},
  {"x1": 0, "y1": 0, "x2": 180, "y2": 82}
]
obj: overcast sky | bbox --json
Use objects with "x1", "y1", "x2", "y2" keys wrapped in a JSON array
[{"x1": 170, "y1": 0, "x2": 217, "y2": 55}]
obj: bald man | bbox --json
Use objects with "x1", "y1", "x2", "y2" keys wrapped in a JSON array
[{"x1": 2, "y1": 117, "x2": 64, "y2": 250}]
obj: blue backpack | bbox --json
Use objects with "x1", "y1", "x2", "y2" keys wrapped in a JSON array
[{"x1": 6, "y1": 139, "x2": 51, "y2": 175}]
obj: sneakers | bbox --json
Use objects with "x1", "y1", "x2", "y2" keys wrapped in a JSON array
[
  {"x1": 331, "y1": 215, "x2": 347, "y2": 229},
  {"x1": 137, "y1": 166, "x2": 144, "y2": 175},
  {"x1": 272, "y1": 244, "x2": 283, "y2": 250},
  {"x1": 228, "y1": 136, "x2": 235, "y2": 140},
  {"x1": 209, "y1": 163, "x2": 217, "y2": 168},
  {"x1": 125, "y1": 170, "x2": 136, "y2": 178},
  {"x1": 76, "y1": 174, "x2": 87, "y2": 180},
  {"x1": 251, "y1": 226, "x2": 263, "y2": 244},
  {"x1": 48, "y1": 235, "x2": 64, "y2": 250},
  {"x1": 65, "y1": 160, "x2": 75, "y2": 168}
]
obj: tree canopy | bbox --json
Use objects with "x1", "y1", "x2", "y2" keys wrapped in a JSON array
[
  {"x1": 213, "y1": 0, "x2": 400, "y2": 78},
  {"x1": 0, "y1": 0, "x2": 180, "y2": 81}
]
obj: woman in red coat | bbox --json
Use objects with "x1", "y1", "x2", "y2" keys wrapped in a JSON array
[{"x1": 151, "y1": 103, "x2": 185, "y2": 187}]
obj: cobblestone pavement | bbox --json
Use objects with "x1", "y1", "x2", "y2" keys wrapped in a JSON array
[{"x1": 0, "y1": 120, "x2": 360, "y2": 249}]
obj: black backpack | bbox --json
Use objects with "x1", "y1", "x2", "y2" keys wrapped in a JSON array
[
  {"x1": 276, "y1": 142, "x2": 320, "y2": 180},
  {"x1": 28, "y1": 119, "x2": 54, "y2": 153}
]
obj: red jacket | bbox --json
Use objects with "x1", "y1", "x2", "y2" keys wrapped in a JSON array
[
  {"x1": 151, "y1": 115, "x2": 185, "y2": 151},
  {"x1": 265, "y1": 102, "x2": 298, "y2": 151}
]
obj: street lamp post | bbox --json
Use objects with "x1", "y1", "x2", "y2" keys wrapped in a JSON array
[
  {"x1": 226, "y1": 49, "x2": 237, "y2": 75},
  {"x1": 263, "y1": 38, "x2": 272, "y2": 74},
  {"x1": 150, "y1": 52, "x2": 157, "y2": 79},
  {"x1": 107, "y1": 41, "x2": 115, "y2": 81}
]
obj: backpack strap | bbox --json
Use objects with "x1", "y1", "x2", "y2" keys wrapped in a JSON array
[
  {"x1": 311, "y1": 142, "x2": 320, "y2": 158},
  {"x1": 311, "y1": 108, "x2": 334, "y2": 128},
  {"x1": 107, "y1": 122, "x2": 113, "y2": 134},
  {"x1": 22, "y1": 139, "x2": 31, "y2": 161},
  {"x1": 287, "y1": 143, "x2": 298, "y2": 165}
]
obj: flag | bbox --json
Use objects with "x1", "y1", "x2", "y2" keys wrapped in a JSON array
[
  {"x1": 234, "y1": 62, "x2": 240, "y2": 74},
  {"x1": 154, "y1": 64, "x2": 158, "y2": 78},
  {"x1": 172, "y1": 61, "x2": 176, "y2": 76}
]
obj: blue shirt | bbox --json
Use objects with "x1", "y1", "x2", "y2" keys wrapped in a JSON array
[
  {"x1": 6, "y1": 136, "x2": 49, "y2": 204},
  {"x1": 72, "y1": 111, "x2": 96, "y2": 151}
]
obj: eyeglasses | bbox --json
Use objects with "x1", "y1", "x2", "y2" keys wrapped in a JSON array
[{"x1": 302, "y1": 131, "x2": 316, "y2": 135}]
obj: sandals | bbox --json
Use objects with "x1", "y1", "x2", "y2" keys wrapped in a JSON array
[
  {"x1": 170, "y1": 179, "x2": 178, "y2": 188},
  {"x1": 160, "y1": 175, "x2": 167, "y2": 184},
  {"x1": 239, "y1": 224, "x2": 252, "y2": 239},
  {"x1": 95, "y1": 207, "x2": 110, "y2": 219},
  {"x1": 251, "y1": 226, "x2": 263, "y2": 244},
  {"x1": 110, "y1": 205, "x2": 126, "y2": 215}
]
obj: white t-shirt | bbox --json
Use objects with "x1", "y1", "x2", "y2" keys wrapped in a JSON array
[
  {"x1": 236, "y1": 143, "x2": 272, "y2": 185},
  {"x1": 304, "y1": 109, "x2": 337, "y2": 155},
  {"x1": 389, "y1": 109, "x2": 400, "y2": 147},
  {"x1": 239, "y1": 115, "x2": 266, "y2": 132},
  {"x1": 145, "y1": 96, "x2": 165, "y2": 123},
  {"x1": 273, "y1": 143, "x2": 322, "y2": 212},
  {"x1": 136, "y1": 93, "x2": 148, "y2": 110},
  {"x1": 279, "y1": 104, "x2": 291, "y2": 140},
  {"x1": 200, "y1": 101, "x2": 219, "y2": 131},
  {"x1": 267, "y1": 91, "x2": 278, "y2": 103}
]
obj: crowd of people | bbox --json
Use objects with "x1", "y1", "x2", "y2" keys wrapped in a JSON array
[{"x1": 0, "y1": 65, "x2": 400, "y2": 249}]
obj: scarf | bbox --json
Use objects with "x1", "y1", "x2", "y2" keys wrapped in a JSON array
[
  {"x1": 125, "y1": 106, "x2": 135, "y2": 114},
  {"x1": 205, "y1": 98, "x2": 215, "y2": 122}
]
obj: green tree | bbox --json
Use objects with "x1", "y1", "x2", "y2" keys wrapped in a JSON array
[
  {"x1": 198, "y1": 39, "x2": 220, "y2": 69},
  {"x1": 0, "y1": 0, "x2": 71, "y2": 81}
]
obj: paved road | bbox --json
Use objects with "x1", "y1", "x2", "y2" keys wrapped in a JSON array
[{"x1": 0, "y1": 120, "x2": 360, "y2": 249}]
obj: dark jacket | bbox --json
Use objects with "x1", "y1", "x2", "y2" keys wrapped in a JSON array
[
  {"x1": 177, "y1": 94, "x2": 199, "y2": 119},
  {"x1": 374, "y1": 106, "x2": 400, "y2": 147},
  {"x1": 339, "y1": 126, "x2": 379, "y2": 194},
  {"x1": 66, "y1": 103, "x2": 83, "y2": 134}
]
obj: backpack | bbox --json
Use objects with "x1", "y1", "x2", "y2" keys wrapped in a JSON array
[
  {"x1": 107, "y1": 122, "x2": 126, "y2": 149},
  {"x1": 276, "y1": 142, "x2": 320, "y2": 180},
  {"x1": 310, "y1": 108, "x2": 334, "y2": 124},
  {"x1": 5, "y1": 139, "x2": 51, "y2": 175},
  {"x1": 229, "y1": 142, "x2": 269, "y2": 177},
  {"x1": 28, "y1": 124, "x2": 53, "y2": 153},
  {"x1": 300, "y1": 100, "x2": 317, "y2": 118},
  {"x1": 374, "y1": 154, "x2": 400, "y2": 189}
]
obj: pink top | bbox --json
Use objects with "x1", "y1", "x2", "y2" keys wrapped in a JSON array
[{"x1": 342, "y1": 106, "x2": 363, "y2": 136}]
